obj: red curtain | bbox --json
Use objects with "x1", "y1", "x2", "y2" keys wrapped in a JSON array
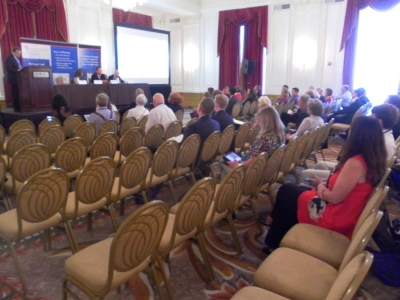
[
  {"x1": 0, "y1": 0, "x2": 68, "y2": 71},
  {"x1": 340, "y1": 0, "x2": 400, "y2": 88},
  {"x1": 218, "y1": 6, "x2": 268, "y2": 90},
  {"x1": 112, "y1": 8, "x2": 152, "y2": 28}
]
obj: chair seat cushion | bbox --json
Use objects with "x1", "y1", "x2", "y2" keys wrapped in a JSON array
[
  {"x1": 144, "y1": 169, "x2": 168, "y2": 188},
  {"x1": 174, "y1": 166, "x2": 191, "y2": 178},
  {"x1": 280, "y1": 223, "x2": 350, "y2": 269},
  {"x1": 4, "y1": 175, "x2": 22, "y2": 195},
  {"x1": 254, "y1": 247, "x2": 338, "y2": 300},
  {"x1": 0, "y1": 209, "x2": 62, "y2": 242},
  {"x1": 65, "y1": 238, "x2": 151, "y2": 294},
  {"x1": 231, "y1": 286, "x2": 290, "y2": 300},
  {"x1": 110, "y1": 178, "x2": 141, "y2": 202},
  {"x1": 64, "y1": 192, "x2": 108, "y2": 220},
  {"x1": 66, "y1": 169, "x2": 81, "y2": 180},
  {"x1": 332, "y1": 123, "x2": 350, "y2": 131}
]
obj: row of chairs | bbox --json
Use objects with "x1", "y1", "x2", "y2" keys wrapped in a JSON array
[{"x1": 231, "y1": 100, "x2": 258, "y2": 119}]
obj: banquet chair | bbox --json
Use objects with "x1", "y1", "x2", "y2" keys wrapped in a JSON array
[
  {"x1": 174, "y1": 109, "x2": 184, "y2": 122},
  {"x1": 231, "y1": 102, "x2": 242, "y2": 118},
  {"x1": 63, "y1": 157, "x2": 116, "y2": 253},
  {"x1": 318, "y1": 119, "x2": 334, "y2": 161},
  {"x1": 74, "y1": 122, "x2": 96, "y2": 151},
  {"x1": 0, "y1": 156, "x2": 9, "y2": 210},
  {"x1": 243, "y1": 124, "x2": 260, "y2": 151},
  {"x1": 249, "y1": 100, "x2": 258, "y2": 116},
  {"x1": 2, "y1": 129, "x2": 37, "y2": 168},
  {"x1": 0, "y1": 124, "x2": 5, "y2": 154},
  {"x1": 231, "y1": 286, "x2": 289, "y2": 300},
  {"x1": 39, "y1": 125, "x2": 66, "y2": 159},
  {"x1": 215, "y1": 125, "x2": 235, "y2": 161},
  {"x1": 54, "y1": 137, "x2": 87, "y2": 180},
  {"x1": 164, "y1": 120, "x2": 182, "y2": 141},
  {"x1": 99, "y1": 119, "x2": 119, "y2": 136},
  {"x1": 86, "y1": 132, "x2": 119, "y2": 165},
  {"x1": 141, "y1": 140, "x2": 179, "y2": 203},
  {"x1": 240, "y1": 100, "x2": 251, "y2": 119},
  {"x1": 331, "y1": 102, "x2": 372, "y2": 136},
  {"x1": 38, "y1": 116, "x2": 61, "y2": 136},
  {"x1": 0, "y1": 168, "x2": 69, "y2": 295},
  {"x1": 308, "y1": 123, "x2": 328, "y2": 164},
  {"x1": 193, "y1": 131, "x2": 221, "y2": 179},
  {"x1": 114, "y1": 127, "x2": 144, "y2": 166},
  {"x1": 157, "y1": 178, "x2": 215, "y2": 299},
  {"x1": 122, "y1": 110, "x2": 130, "y2": 122},
  {"x1": 143, "y1": 124, "x2": 164, "y2": 150},
  {"x1": 119, "y1": 116, "x2": 137, "y2": 137},
  {"x1": 9, "y1": 119, "x2": 36, "y2": 137},
  {"x1": 183, "y1": 118, "x2": 197, "y2": 134},
  {"x1": 280, "y1": 186, "x2": 388, "y2": 269},
  {"x1": 138, "y1": 115, "x2": 148, "y2": 132},
  {"x1": 235, "y1": 152, "x2": 268, "y2": 235},
  {"x1": 114, "y1": 111, "x2": 120, "y2": 124},
  {"x1": 110, "y1": 147, "x2": 152, "y2": 217},
  {"x1": 63, "y1": 201, "x2": 169, "y2": 300},
  {"x1": 63, "y1": 114, "x2": 83, "y2": 138},
  {"x1": 298, "y1": 127, "x2": 320, "y2": 169},
  {"x1": 287, "y1": 132, "x2": 309, "y2": 183},
  {"x1": 275, "y1": 138, "x2": 298, "y2": 183},
  {"x1": 234, "y1": 122, "x2": 251, "y2": 154}
]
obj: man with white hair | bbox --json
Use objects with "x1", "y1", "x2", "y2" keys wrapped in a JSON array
[
  {"x1": 88, "y1": 93, "x2": 116, "y2": 136},
  {"x1": 145, "y1": 93, "x2": 176, "y2": 134}
]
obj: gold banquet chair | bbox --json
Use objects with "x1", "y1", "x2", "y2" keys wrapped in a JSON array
[
  {"x1": 110, "y1": 147, "x2": 152, "y2": 217},
  {"x1": 297, "y1": 127, "x2": 320, "y2": 169},
  {"x1": 0, "y1": 168, "x2": 69, "y2": 295},
  {"x1": 63, "y1": 114, "x2": 84, "y2": 138},
  {"x1": 99, "y1": 119, "x2": 119, "y2": 136},
  {"x1": 164, "y1": 120, "x2": 182, "y2": 141},
  {"x1": 231, "y1": 102, "x2": 242, "y2": 118},
  {"x1": 2, "y1": 129, "x2": 37, "y2": 168},
  {"x1": 85, "y1": 132, "x2": 119, "y2": 165},
  {"x1": 9, "y1": 119, "x2": 36, "y2": 137},
  {"x1": 215, "y1": 125, "x2": 235, "y2": 161},
  {"x1": 0, "y1": 156, "x2": 9, "y2": 210},
  {"x1": 183, "y1": 117, "x2": 197, "y2": 134},
  {"x1": 138, "y1": 115, "x2": 148, "y2": 132},
  {"x1": 74, "y1": 122, "x2": 96, "y2": 152},
  {"x1": 0, "y1": 124, "x2": 5, "y2": 154},
  {"x1": 174, "y1": 109, "x2": 184, "y2": 122},
  {"x1": 63, "y1": 201, "x2": 169, "y2": 300},
  {"x1": 118, "y1": 116, "x2": 137, "y2": 137},
  {"x1": 234, "y1": 122, "x2": 251, "y2": 154},
  {"x1": 193, "y1": 131, "x2": 221, "y2": 179},
  {"x1": 287, "y1": 132, "x2": 309, "y2": 183},
  {"x1": 63, "y1": 157, "x2": 117, "y2": 253},
  {"x1": 54, "y1": 137, "x2": 87, "y2": 180},
  {"x1": 114, "y1": 127, "x2": 144, "y2": 166},
  {"x1": 38, "y1": 116, "x2": 61, "y2": 136},
  {"x1": 144, "y1": 124, "x2": 164, "y2": 151},
  {"x1": 157, "y1": 178, "x2": 216, "y2": 299},
  {"x1": 39, "y1": 125, "x2": 66, "y2": 159},
  {"x1": 275, "y1": 138, "x2": 298, "y2": 183}
]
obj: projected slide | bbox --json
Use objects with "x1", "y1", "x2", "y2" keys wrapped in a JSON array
[{"x1": 115, "y1": 24, "x2": 170, "y2": 85}]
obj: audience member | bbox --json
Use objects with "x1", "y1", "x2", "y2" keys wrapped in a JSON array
[
  {"x1": 235, "y1": 85, "x2": 245, "y2": 100},
  {"x1": 226, "y1": 86, "x2": 240, "y2": 115},
  {"x1": 289, "y1": 87, "x2": 299, "y2": 104},
  {"x1": 145, "y1": 93, "x2": 177, "y2": 135},
  {"x1": 243, "y1": 88, "x2": 258, "y2": 105},
  {"x1": 286, "y1": 99, "x2": 324, "y2": 139},
  {"x1": 281, "y1": 94, "x2": 310, "y2": 128},
  {"x1": 90, "y1": 67, "x2": 108, "y2": 83},
  {"x1": 316, "y1": 88, "x2": 326, "y2": 103},
  {"x1": 385, "y1": 94, "x2": 400, "y2": 140},
  {"x1": 325, "y1": 88, "x2": 334, "y2": 102},
  {"x1": 212, "y1": 89, "x2": 223, "y2": 98},
  {"x1": 212, "y1": 94, "x2": 234, "y2": 131},
  {"x1": 335, "y1": 84, "x2": 352, "y2": 107},
  {"x1": 263, "y1": 116, "x2": 386, "y2": 252},
  {"x1": 51, "y1": 94, "x2": 71, "y2": 124},
  {"x1": 208, "y1": 87, "x2": 214, "y2": 97},
  {"x1": 119, "y1": 88, "x2": 142, "y2": 116},
  {"x1": 254, "y1": 85, "x2": 262, "y2": 98},
  {"x1": 108, "y1": 70, "x2": 124, "y2": 83},
  {"x1": 305, "y1": 89, "x2": 316, "y2": 99},
  {"x1": 223, "y1": 86, "x2": 230, "y2": 97},
  {"x1": 168, "y1": 92, "x2": 184, "y2": 113},
  {"x1": 126, "y1": 94, "x2": 149, "y2": 122},
  {"x1": 258, "y1": 96, "x2": 272, "y2": 109},
  {"x1": 328, "y1": 87, "x2": 369, "y2": 124},
  {"x1": 88, "y1": 93, "x2": 116, "y2": 136},
  {"x1": 276, "y1": 86, "x2": 289, "y2": 105}
]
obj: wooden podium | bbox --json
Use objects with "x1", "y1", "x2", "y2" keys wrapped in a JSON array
[{"x1": 18, "y1": 66, "x2": 53, "y2": 112}]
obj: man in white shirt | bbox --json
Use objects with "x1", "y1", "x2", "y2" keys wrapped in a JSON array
[
  {"x1": 335, "y1": 84, "x2": 352, "y2": 107},
  {"x1": 145, "y1": 93, "x2": 177, "y2": 135}
]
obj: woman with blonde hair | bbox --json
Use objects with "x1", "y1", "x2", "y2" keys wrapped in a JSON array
[{"x1": 258, "y1": 95, "x2": 272, "y2": 109}]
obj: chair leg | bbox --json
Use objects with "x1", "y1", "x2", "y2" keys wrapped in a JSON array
[
  {"x1": 119, "y1": 199, "x2": 125, "y2": 216},
  {"x1": 142, "y1": 190, "x2": 149, "y2": 203},
  {"x1": 151, "y1": 263, "x2": 165, "y2": 300},
  {"x1": 226, "y1": 214, "x2": 242, "y2": 255},
  {"x1": 43, "y1": 228, "x2": 52, "y2": 251},
  {"x1": 156, "y1": 256, "x2": 174, "y2": 300},
  {"x1": 64, "y1": 221, "x2": 79, "y2": 253},
  {"x1": 197, "y1": 233, "x2": 215, "y2": 281},
  {"x1": 107, "y1": 204, "x2": 119, "y2": 231},
  {"x1": 249, "y1": 198, "x2": 263, "y2": 235},
  {"x1": 87, "y1": 212, "x2": 92, "y2": 232},
  {"x1": 168, "y1": 180, "x2": 178, "y2": 204},
  {"x1": 190, "y1": 171, "x2": 196, "y2": 184},
  {"x1": 267, "y1": 186, "x2": 275, "y2": 207},
  {"x1": 8, "y1": 242, "x2": 28, "y2": 296}
]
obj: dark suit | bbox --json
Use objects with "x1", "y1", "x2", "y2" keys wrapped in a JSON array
[
  {"x1": 183, "y1": 115, "x2": 220, "y2": 144},
  {"x1": 5, "y1": 54, "x2": 21, "y2": 111},
  {"x1": 225, "y1": 95, "x2": 240, "y2": 115},
  {"x1": 281, "y1": 108, "x2": 308, "y2": 128},
  {"x1": 212, "y1": 110, "x2": 234, "y2": 131},
  {"x1": 91, "y1": 73, "x2": 107, "y2": 83},
  {"x1": 330, "y1": 96, "x2": 369, "y2": 124},
  {"x1": 108, "y1": 75, "x2": 124, "y2": 83}
]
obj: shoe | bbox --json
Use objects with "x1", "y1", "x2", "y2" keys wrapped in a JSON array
[
  {"x1": 258, "y1": 216, "x2": 272, "y2": 227},
  {"x1": 261, "y1": 245, "x2": 274, "y2": 255}
]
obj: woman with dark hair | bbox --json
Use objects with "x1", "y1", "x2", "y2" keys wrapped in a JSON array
[
  {"x1": 243, "y1": 87, "x2": 258, "y2": 105},
  {"x1": 167, "y1": 92, "x2": 184, "y2": 113},
  {"x1": 386, "y1": 94, "x2": 400, "y2": 140},
  {"x1": 263, "y1": 116, "x2": 387, "y2": 252},
  {"x1": 51, "y1": 94, "x2": 71, "y2": 124},
  {"x1": 71, "y1": 69, "x2": 83, "y2": 84}
]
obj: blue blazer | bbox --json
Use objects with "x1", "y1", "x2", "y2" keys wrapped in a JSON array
[
  {"x1": 183, "y1": 115, "x2": 220, "y2": 144},
  {"x1": 212, "y1": 110, "x2": 234, "y2": 131}
]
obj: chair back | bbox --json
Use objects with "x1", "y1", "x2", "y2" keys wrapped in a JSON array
[
  {"x1": 138, "y1": 115, "x2": 148, "y2": 132},
  {"x1": 0, "y1": 156, "x2": 7, "y2": 209},
  {"x1": 6, "y1": 130, "x2": 37, "y2": 160},
  {"x1": 239, "y1": 153, "x2": 268, "y2": 204},
  {"x1": 63, "y1": 114, "x2": 83, "y2": 138},
  {"x1": 38, "y1": 117, "x2": 61, "y2": 136},
  {"x1": 376, "y1": 168, "x2": 391, "y2": 190},
  {"x1": 164, "y1": 121, "x2": 182, "y2": 140},
  {"x1": 151, "y1": 140, "x2": 179, "y2": 178},
  {"x1": 163, "y1": 178, "x2": 215, "y2": 255},
  {"x1": 278, "y1": 138, "x2": 298, "y2": 177},
  {"x1": 110, "y1": 201, "x2": 169, "y2": 276},
  {"x1": 174, "y1": 110, "x2": 184, "y2": 122},
  {"x1": 120, "y1": 127, "x2": 144, "y2": 158},
  {"x1": 74, "y1": 122, "x2": 96, "y2": 147},
  {"x1": 39, "y1": 125, "x2": 66, "y2": 154},
  {"x1": 291, "y1": 132, "x2": 309, "y2": 168},
  {"x1": 75, "y1": 157, "x2": 115, "y2": 206},
  {"x1": 143, "y1": 124, "x2": 164, "y2": 149},
  {"x1": 231, "y1": 102, "x2": 242, "y2": 118},
  {"x1": 122, "y1": 110, "x2": 130, "y2": 122},
  {"x1": 249, "y1": 101, "x2": 258, "y2": 115},
  {"x1": 9, "y1": 119, "x2": 36, "y2": 136},
  {"x1": 352, "y1": 185, "x2": 388, "y2": 237},
  {"x1": 248, "y1": 125, "x2": 261, "y2": 146},
  {"x1": 184, "y1": 118, "x2": 197, "y2": 134},
  {"x1": 299, "y1": 127, "x2": 319, "y2": 164},
  {"x1": 311, "y1": 124, "x2": 328, "y2": 153},
  {"x1": 114, "y1": 111, "x2": 121, "y2": 124},
  {"x1": 174, "y1": 134, "x2": 200, "y2": 172},
  {"x1": 120, "y1": 147, "x2": 152, "y2": 190},
  {"x1": 0, "y1": 124, "x2": 5, "y2": 154},
  {"x1": 119, "y1": 117, "x2": 137, "y2": 137},
  {"x1": 218, "y1": 125, "x2": 235, "y2": 156},
  {"x1": 234, "y1": 122, "x2": 251, "y2": 153},
  {"x1": 325, "y1": 251, "x2": 373, "y2": 300},
  {"x1": 55, "y1": 137, "x2": 87, "y2": 173},
  {"x1": 260, "y1": 145, "x2": 285, "y2": 188},
  {"x1": 322, "y1": 119, "x2": 334, "y2": 144},
  {"x1": 339, "y1": 212, "x2": 382, "y2": 272},
  {"x1": 90, "y1": 132, "x2": 119, "y2": 160},
  {"x1": 16, "y1": 168, "x2": 69, "y2": 230},
  {"x1": 242, "y1": 101, "x2": 251, "y2": 116},
  {"x1": 351, "y1": 102, "x2": 372, "y2": 124},
  {"x1": 198, "y1": 131, "x2": 221, "y2": 166},
  {"x1": 99, "y1": 119, "x2": 119, "y2": 136}
]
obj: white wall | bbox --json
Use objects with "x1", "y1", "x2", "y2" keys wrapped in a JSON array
[{"x1": 0, "y1": 0, "x2": 348, "y2": 100}]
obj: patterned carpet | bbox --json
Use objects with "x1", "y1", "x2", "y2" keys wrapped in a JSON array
[{"x1": 0, "y1": 141, "x2": 400, "y2": 299}]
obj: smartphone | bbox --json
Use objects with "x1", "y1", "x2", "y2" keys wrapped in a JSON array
[
  {"x1": 223, "y1": 152, "x2": 242, "y2": 162},
  {"x1": 304, "y1": 178, "x2": 311, "y2": 182}
]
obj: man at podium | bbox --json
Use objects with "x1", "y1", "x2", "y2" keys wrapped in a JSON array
[{"x1": 5, "y1": 46, "x2": 22, "y2": 112}]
